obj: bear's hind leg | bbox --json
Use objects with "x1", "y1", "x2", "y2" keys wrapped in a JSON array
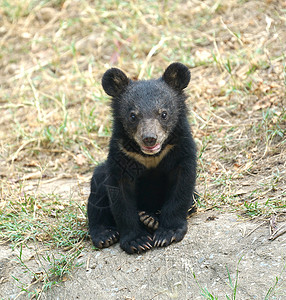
[
  {"x1": 88, "y1": 193, "x2": 119, "y2": 249},
  {"x1": 88, "y1": 164, "x2": 119, "y2": 249}
]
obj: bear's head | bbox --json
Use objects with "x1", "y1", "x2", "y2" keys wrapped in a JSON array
[{"x1": 102, "y1": 63, "x2": 191, "y2": 155}]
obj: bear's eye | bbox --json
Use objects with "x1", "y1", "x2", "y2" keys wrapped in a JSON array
[
  {"x1": 161, "y1": 111, "x2": 168, "y2": 120},
  {"x1": 129, "y1": 112, "x2": 137, "y2": 122}
]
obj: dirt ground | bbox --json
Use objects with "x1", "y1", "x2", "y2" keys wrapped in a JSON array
[
  {"x1": 1, "y1": 179, "x2": 286, "y2": 300},
  {"x1": 1, "y1": 0, "x2": 286, "y2": 299}
]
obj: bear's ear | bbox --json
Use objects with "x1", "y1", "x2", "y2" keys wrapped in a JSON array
[
  {"x1": 162, "y1": 62, "x2": 191, "y2": 91},
  {"x1": 102, "y1": 68, "x2": 129, "y2": 97}
]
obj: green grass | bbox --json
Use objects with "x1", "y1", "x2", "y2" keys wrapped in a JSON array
[
  {"x1": 0, "y1": 189, "x2": 87, "y2": 296},
  {"x1": 194, "y1": 257, "x2": 286, "y2": 300},
  {"x1": 12, "y1": 244, "x2": 83, "y2": 298},
  {"x1": 0, "y1": 192, "x2": 87, "y2": 248}
]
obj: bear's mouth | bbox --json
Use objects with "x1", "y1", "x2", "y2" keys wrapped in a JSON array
[{"x1": 140, "y1": 144, "x2": 161, "y2": 155}]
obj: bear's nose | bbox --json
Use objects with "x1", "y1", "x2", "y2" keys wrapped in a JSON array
[{"x1": 142, "y1": 135, "x2": 157, "y2": 147}]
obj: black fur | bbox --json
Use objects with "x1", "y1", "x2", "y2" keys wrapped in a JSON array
[{"x1": 88, "y1": 63, "x2": 197, "y2": 254}]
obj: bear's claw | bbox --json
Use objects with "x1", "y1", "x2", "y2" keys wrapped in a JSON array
[
  {"x1": 91, "y1": 229, "x2": 119, "y2": 249},
  {"x1": 153, "y1": 226, "x2": 187, "y2": 248},
  {"x1": 120, "y1": 233, "x2": 153, "y2": 254},
  {"x1": 138, "y1": 211, "x2": 159, "y2": 231}
]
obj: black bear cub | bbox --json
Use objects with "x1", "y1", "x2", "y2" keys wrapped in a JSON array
[{"x1": 88, "y1": 63, "x2": 197, "y2": 254}]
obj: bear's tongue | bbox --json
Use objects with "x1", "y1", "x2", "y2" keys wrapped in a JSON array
[{"x1": 141, "y1": 144, "x2": 161, "y2": 154}]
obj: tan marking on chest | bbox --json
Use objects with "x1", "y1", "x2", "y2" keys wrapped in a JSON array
[{"x1": 120, "y1": 144, "x2": 174, "y2": 169}]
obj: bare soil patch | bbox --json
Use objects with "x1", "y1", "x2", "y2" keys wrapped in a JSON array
[
  {"x1": 1, "y1": 179, "x2": 285, "y2": 299},
  {"x1": 1, "y1": 208, "x2": 286, "y2": 299}
]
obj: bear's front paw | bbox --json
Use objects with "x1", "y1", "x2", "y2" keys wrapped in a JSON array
[
  {"x1": 153, "y1": 226, "x2": 187, "y2": 247},
  {"x1": 138, "y1": 211, "x2": 159, "y2": 231},
  {"x1": 90, "y1": 227, "x2": 119, "y2": 249},
  {"x1": 120, "y1": 231, "x2": 153, "y2": 254}
]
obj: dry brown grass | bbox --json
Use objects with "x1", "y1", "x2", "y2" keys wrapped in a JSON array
[
  {"x1": 0, "y1": 0, "x2": 285, "y2": 246},
  {"x1": 0, "y1": 0, "x2": 286, "y2": 298}
]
